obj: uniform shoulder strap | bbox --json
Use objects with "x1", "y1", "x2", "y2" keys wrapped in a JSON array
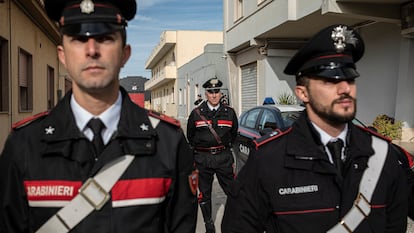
[
  {"x1": 356, "y1": 125, "x2": 392, "y2": 142},
  {"x1": 328, "y1": 136, "x2": 388, "y2": 233},
  {"x1": 194, "y1": 107, "x2": 222, "y2": 144},
  {"x1": 357, "y1": 125, "x2": 414, "y2": 169},
  {"x1": 12, "y1": 111, "x2": 49, "y2": 130},
  {"x1": 147, "y1": 110, "x2": 180, "y2": 128},
  {"x1": 36, "y1": 155, "x2": 135, "y2": 233}
]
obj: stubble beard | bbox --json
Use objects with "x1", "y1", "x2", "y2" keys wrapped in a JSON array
[{"x1": 308, "y1": 94, "x2": 357, "y2": 126}]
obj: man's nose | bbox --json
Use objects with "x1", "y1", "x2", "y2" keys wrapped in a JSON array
[
  {"x1": 86, "y1": 38, "x2": 99, "y2": 57},
  {"x1": 337, "y1": 80, "x2": 351, "y2": 94}
]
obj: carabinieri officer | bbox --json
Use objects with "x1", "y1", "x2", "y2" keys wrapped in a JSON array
[
  {"x1": 222, "y1": 24, "x2": 408, "y2": 233},
  {"x1": 187, "y1": 77, "x2": 238, "y2": 233},
  {"x1": 0, "y1": 0, "x2": 197, "y2": 232}
]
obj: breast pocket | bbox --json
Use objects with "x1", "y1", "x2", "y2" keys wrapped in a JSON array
[
  {"x1": 269, "y1": 171, "x2": 340, "y2": 216},
  {"x1": 272, "y1": 183, "x2": 339, "y2": 233}
]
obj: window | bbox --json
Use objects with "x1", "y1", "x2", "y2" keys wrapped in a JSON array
[
  {"x1": 171, "y1": 52, "x2": 176, "y2": 65},
  {"x1": 259, "y1": 109, "x2": 278, "y2": 130},
  {"x1": 47, "y1": 66, "x2": 55, "y2": 109},
  {"x1": 0, "y1": 38, "x2": 9, "y2": 112},
  {"x1": 241, "y1": 108, "x2": 261, "y2": 129},
  {"x1": 179, "y1": 89, "x2": 182, "y2": 105},
  {"x1": 171, "y1": 87, "x2": 174, "y2": 103},
  {"x1": 18, "y1": 48, "x2": 33, "y2": 112},
  {"x1": 234, "y1": 0, "x2": 243, "y2": 21}
]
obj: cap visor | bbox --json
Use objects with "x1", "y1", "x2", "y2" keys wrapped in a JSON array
[
  {"x1": 311, "y1": 67, "x2": 360, "y2": 80},
  {"x1": 61, "y1": 23, "x2": 124, "y2": 37}
]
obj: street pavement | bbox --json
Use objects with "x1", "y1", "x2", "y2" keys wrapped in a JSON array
[{"x1": 196, "y1": 175, "x2": 227, "y2": 233}]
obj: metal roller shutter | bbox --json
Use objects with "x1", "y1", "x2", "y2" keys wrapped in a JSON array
[{"x1": 241, "y1": 62, "x2": 257, "y2": 112}]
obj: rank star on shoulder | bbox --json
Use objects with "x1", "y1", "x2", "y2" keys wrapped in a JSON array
[
  {"x1": 45, "y1": 126, "x2": 55, "y2": 135},
  {"x1": 140, "y1": 123, "x2": 149, "y2": 131}
]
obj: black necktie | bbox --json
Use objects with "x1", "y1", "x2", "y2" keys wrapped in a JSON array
[
  {"x1": 87, "y1": 118, "x2": 105, "y2": 156},
  {"x1": 327, "y1": 139, "x2": 344, "y2": 174}
]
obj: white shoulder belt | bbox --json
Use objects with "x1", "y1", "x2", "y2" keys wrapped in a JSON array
[
  {"x1": 36, "y1": 155, "x2": 135, "y2": 233},
  {"x1": 328, "y1": 136, "x2": 388, "y2": 233}
]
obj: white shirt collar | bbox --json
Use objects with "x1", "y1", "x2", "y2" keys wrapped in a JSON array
[
  {"x1": 311, "y1": 122, "x2": 348, "y2": 146},
  {"x1": 71, "y1": 91, "x2": 122, "y2": 144},
  {"x1": 207, "y1": 102, "x2": 220, "y2": 111},
  {"x1": 311, "y1": 122, "x2": 348, "y2": 163}
]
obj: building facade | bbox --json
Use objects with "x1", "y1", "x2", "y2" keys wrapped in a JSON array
[
  {"x1": 176, "y1": 44, "x2": 228, "y2": 125},
  {"x1": 119, "y1": 76, "x2": 150, "y2": 108},
  {"x1": 145, "y1": 30, "x2": 223, "y2": 117},
  {"x1": 224, "y1": 0, "x2": 414, "y2": 140},
  {"x1": 0, "y1": 0, "x2": 66, "y2": 151}
]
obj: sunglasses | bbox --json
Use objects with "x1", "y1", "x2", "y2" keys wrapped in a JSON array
[{"x1": 207, "y1": 89, "x2": 220, "y2": 94}]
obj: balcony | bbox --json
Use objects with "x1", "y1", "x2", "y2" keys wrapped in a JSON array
[
  {"x1": 144, "y1": 65, "x2": 177, "y2": 91},
  {"x1": 145, "y1": 31, "x2": 177, "y2": 69},
  {"x1": 226, "y1": 0, "x2": 404, "y2": 53}
]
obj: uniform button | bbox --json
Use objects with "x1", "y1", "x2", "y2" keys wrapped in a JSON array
[{"x1": 335, "y1": 205, "x2": 340, "y2": 209}]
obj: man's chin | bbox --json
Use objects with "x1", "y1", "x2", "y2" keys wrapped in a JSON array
[{"x1": 331, "y1": 113, "x2": 355, "y2": 124}]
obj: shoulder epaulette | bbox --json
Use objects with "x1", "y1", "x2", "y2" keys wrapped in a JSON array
[
  {"x1": 356, "y1": 125, "x2": 392, "y2": 143},
  {"x1": 147, "y1": 110, "x2": 180, "y2": 127},
  {"x1": 12, "y1": 111, "x2": 49, "y2": 130},
  {"x1": 253, "y1": 128, "x2": 291, "y2": 149},
  {"x1": 394, "y1": 144, "x2": 414, "y2": 169},
  {"x1": 357, "y1": 125, "x2": 414, "y2": 168},
  {"x1": 223, "y1": 104, "x2": 234, "y2": 110}
]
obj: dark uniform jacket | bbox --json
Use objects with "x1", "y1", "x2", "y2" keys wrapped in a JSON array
[
  {"x1": 222, "y1": 113, "x2": 408, "y2": 233},
  {"x1": 187, "y1": 101, "x2": 238, "y2": 148},
  {"x1": 0, "y1": 89, "x2": 197, "y2": 233}
]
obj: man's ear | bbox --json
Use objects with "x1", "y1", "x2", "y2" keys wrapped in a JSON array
[
  {"x1": 121, "y1": 45, "x2": 131, "y2": 67},
  {"x1": 57, "y1": 45, "x2": 66, "y2": 67},
  {"x1": 295, "y1": 85, "x2": 309, "y2": 103}
]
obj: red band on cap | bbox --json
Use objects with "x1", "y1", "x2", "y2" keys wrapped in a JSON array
[{"x1": 312, "y1": 54, "x2": 351, "y2": 61}]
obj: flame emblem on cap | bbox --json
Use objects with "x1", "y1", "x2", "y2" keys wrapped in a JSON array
[
  {"x1": 331, "y1": 26, "x2": 358, "y2": 53},
  {"x1": 80, "y1": 0, "x2": 95, "y2": 14}
]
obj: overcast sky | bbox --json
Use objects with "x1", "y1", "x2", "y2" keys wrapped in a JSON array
[{"x1": 120, "y1": 0, "x2": 223, "y2": 79}]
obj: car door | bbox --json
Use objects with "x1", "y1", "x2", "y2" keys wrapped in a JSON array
[{"x1": 234, "y1": 108, "x2": 262, "y2": 174}]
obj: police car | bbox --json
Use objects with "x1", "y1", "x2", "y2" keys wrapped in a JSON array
[{"x1": 233, "y1": 104, "x2": 304, "y2": 174}]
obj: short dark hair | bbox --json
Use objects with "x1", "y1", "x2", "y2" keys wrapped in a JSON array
[{"x1": 296, "y1": 76, "x2": 310, "y2": 87}]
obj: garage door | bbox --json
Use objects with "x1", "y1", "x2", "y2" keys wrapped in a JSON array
[{"x1": 241, "y1": 62, "x2": 257, "y2": 113}]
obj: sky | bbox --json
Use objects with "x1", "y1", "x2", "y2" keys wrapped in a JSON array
[{"x1": 120, "y1": 0, "x2": 224, "y2": 79}]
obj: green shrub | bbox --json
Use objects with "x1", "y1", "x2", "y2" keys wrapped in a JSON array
[
  {"x1": 277, "y1": 93, "x2": 297, "y2": 105},
  {"x1": 371, "y1": 114, "x2": 402, "y2": 140}
]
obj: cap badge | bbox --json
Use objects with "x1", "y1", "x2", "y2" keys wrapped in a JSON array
[
  {"x1": 331, "y1": 25, "x2": 358, "y2": 53},
  {"x1": 210, "y1": 79, "x2": 218, "y2": 87},
  {"x1": 80, "y1": 0, "x2": 95, "y2": 14}
]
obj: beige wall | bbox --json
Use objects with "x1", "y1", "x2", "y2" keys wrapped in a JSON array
[
  {"x1": 147, "y1": 30, "x2": 223, "y2": 117},
  {"x1": 0, "y1": 0, "x2": 62, "y2": 151}
]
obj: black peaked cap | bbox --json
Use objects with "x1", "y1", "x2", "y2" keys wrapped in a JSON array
[
  {"x1": 284, "y1": 24, "x2": 365, "y2": 80},
  {"x1": 44, "y1": 0, "x2": 137, "y2": 36}
]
